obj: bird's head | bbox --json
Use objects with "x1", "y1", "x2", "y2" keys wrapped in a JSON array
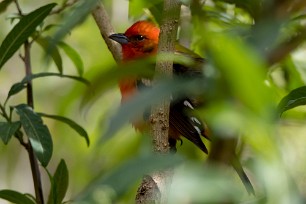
[{"x1": 109, "y1": 21, "x2": 160, "y2": 60}]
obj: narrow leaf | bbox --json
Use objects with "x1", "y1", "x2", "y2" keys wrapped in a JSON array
[
  {"x1": 7, "y1": 83, "x2": 27, "y2": 101},
  {"x1": 48, "y1": 159, "x2": 69, "y2": 204},
  {"x1": 38, "y1": 112, "x2": 89, "y2": 146},
  {"x1": 0, "y1": 121, "x2": 21, "y2": 144},
  {"x1": 6, "y1": 72, "x2": 89, "y2": 103},
  {"x1": 278, "y1": 86, "x2": 306, "y2": 115},
  {"x1": 50, "y1": 0, "x2": 98, "y2": 51},
  {"x1": 0, "y1": 3, "x2": 57, "y2": 69},
  {"x1": 15, "y1": 104, "x2": 53, "y2": 167},
  {"x1": 58, "y1": 41, "x2": 84, "y2": 76},
  {"x1": 0, "y1": 189, "x2": 35, "y2": 204},
  {"x1": 36, "y1": 37, "x2": 63, "y2": 74}
]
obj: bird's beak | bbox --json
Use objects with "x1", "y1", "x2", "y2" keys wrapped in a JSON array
[{"x1": 109, "y1": 33, "x2": 129, "y2": 45}]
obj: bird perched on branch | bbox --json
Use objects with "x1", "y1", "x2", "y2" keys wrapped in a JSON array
[{"x1": 109, "y1": 20, "x2": 254, "y2": 195}]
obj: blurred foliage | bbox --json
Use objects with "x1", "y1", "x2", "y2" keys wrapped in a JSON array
[{"x1": 0, "y1": 0, "x2": 306, "y2": 204}]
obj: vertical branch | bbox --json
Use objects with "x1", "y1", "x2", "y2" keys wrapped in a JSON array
[
  {"x1": 24, "y1": 40, "x2": 45, "y2": 204},
  {"x1": 136, "y1": 1, "x2": 182, "y2": 204},
  {"x1": 90, "y1": 0, "x2": 181, "y2": 202},
  {"x1": 151, "y1": 0, "x2": 181, "y2": 153}
]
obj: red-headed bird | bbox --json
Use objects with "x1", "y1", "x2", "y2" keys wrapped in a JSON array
[{"x1": 109, "y1": 21, "x2": 254, "y2": 195}]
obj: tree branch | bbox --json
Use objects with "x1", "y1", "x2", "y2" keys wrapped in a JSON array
[
  {"x1": 136, "y1": 1, "x2": 182, "y2": 203},
  {"x1": 150, "y1": 0, "x2": 181, "y2": 154},
  {"x1": 91, "y1": 2, "x2": 121, "y2": 63}
]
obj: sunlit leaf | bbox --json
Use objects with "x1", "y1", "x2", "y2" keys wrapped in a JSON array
[
  {"x1": 0, "y1": 121, "x2": 21, "y2": 144},
  {"x1": 0, "y1": 190, "x2": 35, "y2": 204},
  {"x1": 58, "y1": 41, "x2": 84, "y2": 76},
  {"x1": 36, "y1": 37, "x2": 63, "y2": 74},
  {"x1": 0, "y1": 3, "x2": 56, "y2": 70},
  {"x1": 128, "y1": 0, "x2": 163, "y2": 20},
  {"x1": 15, "y1": 104, "x2": 53, "y2": 167},
  {"x1": 283, "y1": 56, "x2": 304, "y2": 90},
  {"x1": 205, "y1": 32, "x2": 274, "y2": 116},
  {"x1": 75, "y1": 153, "x2": 184, "y2": 202},
  {"x1": 278, "y1": 86, "x2": 306, "y2": 115},
  {"x1": 48, "y1": 159, "x2": 69, "y2": 204},
  {"x1": 38, "y1": 112, "x2": 89, "y2": 146}
]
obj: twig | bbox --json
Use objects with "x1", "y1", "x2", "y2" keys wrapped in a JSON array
[
  {"x1": 91, "y1": 2, "x2": 121, "y2": 63},
  {"x1": 13, "y1": 0, "x2": 23, "y2": 16},
  {"x1": 50, "y1": 0, "x2": 79, "y2": 15},
  {"x1": 24, "y1": 40, "x2": 45, "y2": 204}
]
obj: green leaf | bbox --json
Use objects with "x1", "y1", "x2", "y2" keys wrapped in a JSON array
[
  {"x1": 0, "y1": 0, "x2": 14, "y2": 15},
  {"x1": 205, "y1": 32, "x2": 274, "y2": 116},
  {"x1": 48, "y1": 159, "x2": 69, "y2": 204},
  {"x1": 75, "y1": 153, "x2": 184, "y2": 202},
  {"x1": 7, "y1": 82, "x2": 27, "y2": 101},
  {"x1": 38, "y1": 112, "x2": 89, "y2": 146},
  {"x1": 0, "y1": 121, "x2": 21, "y2": 144},
  {"x1": 58, "y1": 41, "x2": 84, "y2": 76},
  {"x1": 50, "y1": 0, "x2": 98, "y2": 52},
  {"x1": 0, "y1": 189, "x2": 35, "y2": 204},
  {"x1": 15, "y1": 104, "x2": 53, "y2": 167},
  {"x1": 0, "y1": 3, "x2": 57, "y2": 70},
  {"x1": 278, "y1": 86, "x2": 306, "y2": 116},
  {"x1": 6, "y1": 72, "x2": 89, "y2": 103},
  {"x1": 36, "y1": 37, "x2": 63, "y2": 74},
  {"x1": 128, "y1": 0, "x2": 162, "y2": 20}
]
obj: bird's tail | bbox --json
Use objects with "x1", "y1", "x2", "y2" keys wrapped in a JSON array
[{"x1": 231, "y1": 155, "x2": 255, "y2": 195}]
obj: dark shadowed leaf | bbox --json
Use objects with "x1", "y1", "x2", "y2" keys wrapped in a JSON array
[
  {"x1": 36, "y1": 37, "x2": 63, "y2": 74},
  {"x1": 0, "y1": 121, "x2": 21, "y2": 144},
  {"x1": 75, "y1": 153, "x2": 184, "y2": 202},
  {"x1": 0, "y1": 0, "x2": 14, "y2": 15},
  {"x1": 58, "y1": 41, "x2": 84, "y2": 76},
  {"x1": 15, "y1": 104, "x2": 53, "y2": 167},
  {"x1": 278, "y1": 86, "x2": 306, "y2": 115},
  {"x1": 6, "y1": 72, "x2": 89, "y2": 103},
  {"x1": 0, "y1": 3, "x2": 56, "y2": 70},
  {"x1": 38, "y1": 112, "x2": 89, "y2": 146},
  {"x1": 48, "y1": 159, "x2": 69, "y2": 204},
  {"x1": 6, "y1": 82, "x2": 27, "y2": 102},
  {"x1": 0, "y1": 190, "x2": 35, "y2": 204}
]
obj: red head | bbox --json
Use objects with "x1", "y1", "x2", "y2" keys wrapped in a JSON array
[{"x1": 109, "y1": 21, "x2": 160, "y2": 60}]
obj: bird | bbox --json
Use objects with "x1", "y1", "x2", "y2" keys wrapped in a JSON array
[{"x1": 109, "y1": 20, "x2": 255, "y2": 195}]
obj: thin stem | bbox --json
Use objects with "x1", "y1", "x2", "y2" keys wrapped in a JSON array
[
  {"x1": 0, "y1": 104, "x2": 10, "y2": 121},
  {"x1": 13, "y1": 0, "x2": 23, "y2": 16},
  {"x1": 24, "y1": 40, "x2": 45, "y2": 204},
  {"x1": 49, "y1": 0, "x2": 78, "y2": 15}
]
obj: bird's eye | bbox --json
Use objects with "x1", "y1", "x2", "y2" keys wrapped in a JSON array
[{"x1": 135, "y1": 35, "x2": 145, "y2": 41}]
